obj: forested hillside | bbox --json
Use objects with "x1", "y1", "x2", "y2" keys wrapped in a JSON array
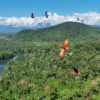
[
  {"x1": 0, "y1": 39, "x2": 100, "y2": 99},
  {"x1": 15, "y1": 22, "x2": 100, "y2": 42},
  {"x1": 0, "y1": 22, "x2": 100, "y2": 100}
]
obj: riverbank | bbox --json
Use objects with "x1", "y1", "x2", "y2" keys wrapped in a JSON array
[
  {"x1": 0, "y1": 51, "x2": 14, "y2": 61},
  {"x1": 0, "y1": 55, "x2": 18, "y2": 75}
]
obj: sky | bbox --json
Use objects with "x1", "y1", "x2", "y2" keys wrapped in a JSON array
[
  {"x1": 0, "y1": 0, "x2": 100, "y2": 27},
  {"x1": 0, "y1": 0, "x2": 100, "y2": 17}
]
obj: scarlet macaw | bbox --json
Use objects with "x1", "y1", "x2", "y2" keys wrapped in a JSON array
[
  {"x1": 54, "y1": 39, "x2": 68, "y2": 58},
  {"x1": 70, "y1": 68, "x2": 80, "y2": 76},
  {"x1": 45, "y1": 11, "x2": 48, "y2": 18},
  {"x1": 31, "y1": 13, "x2": 35, "y2": 18},
  {"x1": 81, "y1": 19, "x2": 84, "y2": 22},
  {"x1": 73, "y1": 68, "x2": 80, "y2": 74},
  {"x1": 77, "y1": 18, "x2": 80, "y2": 21}
]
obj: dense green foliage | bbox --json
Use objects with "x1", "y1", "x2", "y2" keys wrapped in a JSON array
[
  {"x1": 0, "y1": 22, "x2": 100, "y2": 100},
  {"x1": 0, "y1": 40, "x2": 100, "y2": 100}
]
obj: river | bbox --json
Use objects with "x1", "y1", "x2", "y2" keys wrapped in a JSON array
[{"x1": 0, "y1": 55, "x2": 18, "y2": 75}]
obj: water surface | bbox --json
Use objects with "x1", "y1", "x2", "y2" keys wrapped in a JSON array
[{"x1": 0, "y1": 55, "x2": 18, "y2": 75}]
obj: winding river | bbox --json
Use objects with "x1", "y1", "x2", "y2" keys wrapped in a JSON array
[{"x1": 0, "y1": 55, "x2": 18, "y2": 75}]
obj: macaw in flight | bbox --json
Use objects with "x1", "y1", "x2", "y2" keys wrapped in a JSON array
[
  {"x1": 54, "y1": 39, "x2": 69, "y2": 58},
  {"x1": 31, "y1": 13, "x2": 35, "y2": 18},
  {"x1": 70, "y1": 68, "x2": 80, "y2": 75},
  {"x1": 77, "y1": 18, "x2": 80, "y2": 21},
  {"x1": 73, "y1": 68, "x2": 80, "y2": 74},
  {"x1": 45, "y1": 11, "x2": 48, "y2": 18},
  {"x1": 81, "y1": 19, "x2": 84, "y2": 22}
]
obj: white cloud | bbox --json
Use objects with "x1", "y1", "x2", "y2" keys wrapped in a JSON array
[
  {"x1": 0, "y1": 12, "x2": 100, "y2": 27},
  {"x1": 74, "y1": 12, "x2": 100, "y2": 25}
]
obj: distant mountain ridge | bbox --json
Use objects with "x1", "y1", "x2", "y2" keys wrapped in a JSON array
[
  {"x1": 0, "y1": 22, "x2": 100, "y2": 33},
  {"x1": 0, "y1": 23, "x2": 51, "y2": 33},
  {"x1": 90, "y1": 25, "x2": 100, "y2": 27},
  {"x1": 15, "y1": 22, "x2": 100, "y2": 42}
]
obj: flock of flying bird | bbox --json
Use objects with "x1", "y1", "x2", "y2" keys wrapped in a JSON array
[
  {"x1": 77, "y1": 17, "x2": 84, "y2": 22},
  {"x1": 31, "y1": 11, "x2": 49, "y2": 18},
  {"x1": 31, "y1": 11, "x2": 84, "y2": 22}
]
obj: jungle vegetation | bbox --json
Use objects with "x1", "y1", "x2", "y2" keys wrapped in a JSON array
[{"x1": 0, "y1": 22, "x2": 100, "y2": 100}]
